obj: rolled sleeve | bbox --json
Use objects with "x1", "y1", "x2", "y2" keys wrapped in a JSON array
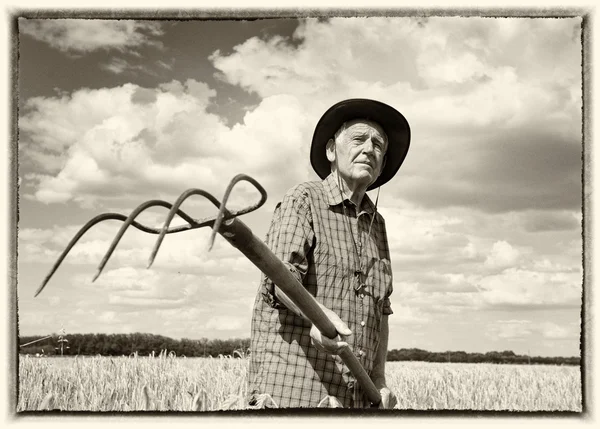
[
  {"x1": 382, "y1": 297, "x2": 393, "y2": 315},
  {"x1": 260, "y1": 187, "x2": 315, "y2": 308}
]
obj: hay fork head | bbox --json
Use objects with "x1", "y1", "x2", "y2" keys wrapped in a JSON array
[{"x1": 34, "y1": 174, "x2": 267, "y2": 297}]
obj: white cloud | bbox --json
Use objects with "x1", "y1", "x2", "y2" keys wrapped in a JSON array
[
  {"x1": 100, "y1": 58, "x2": 162, "y2": 76},
  {"x1": 388, "y1": 304, "x2": 428, "y2": 326},
  {"x1": 485, "y1": 240, "x2": 520, "y2": 269},
  {"x1": 478, "y1": 267, "x2": 582, "y2": 310},
  {"x1": 540, "y1": 322, "x2": 573, "y2": 340},
  {"x1": 19, "y1": 19, "x2": 164, "y2": 54},
  {"x1": 211, "y1": 17, "x2": 581, "y2": 133},
  {"x1": 19, "y1": 81, "x2": 313, "y2": 208},
  {"x1": 461, "y1": 242, "x2": 478, "y2": 259},
  {"x1": 521, "y1": 210, "x2": 580, "y2": 233},
  {"x1": 487, "y1": 319, "x2": 533, "y2": 340},
  {"x1": 487, "y1": 319, "x2": 579, "y2": 343},
  {"x1": 20, "y1": 17, "x2": 581, "y2": 217},
  {"x1": 210, "y1": 17, "x2": 581, "y2": 214},
  {"x1": 98, "y1": 311, "x2": 120, "y2": 324},
  {"x1": 416, "y1": 39, "x2": 488, "y2": 85},
  {"x1": 204, "y1": 316, "x2": 247, "y2": 331},
  {"x1": 382, "y1": 206, "x2": 466, "y2": 257},
  {"x1": 101, "y1": 58, "x2": 134, "y2": 74}
]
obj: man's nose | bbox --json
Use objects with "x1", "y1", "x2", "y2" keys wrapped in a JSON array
[{"x1": 362, "y1": 138, "x2": 375, "y2": 154}]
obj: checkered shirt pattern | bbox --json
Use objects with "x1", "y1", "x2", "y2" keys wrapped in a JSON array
[{"x1": 249, "y1": 173, "x2": 393, "y2": 408}]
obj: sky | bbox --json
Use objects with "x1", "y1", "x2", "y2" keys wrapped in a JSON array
[{"x1": 13, "y1": 15, "x2": 584, "y2": 358}]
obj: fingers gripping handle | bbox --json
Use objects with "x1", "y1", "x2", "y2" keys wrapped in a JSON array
[{"x1": 217, "y1": 217, "x2": 382, "y2": 406}]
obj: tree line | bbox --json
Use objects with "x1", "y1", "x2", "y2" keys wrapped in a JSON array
[
  {"x1": 19, "y1": 333, "x2": 250, "y2": 358},
  {"x1": 386, "y1": 347, "x2": 580, "y2": 366},
  {"x1": 18, "y1": 333, "x2": 580, "y2": 365}
]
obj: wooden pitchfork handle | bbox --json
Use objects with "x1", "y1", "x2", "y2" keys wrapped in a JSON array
[{"x1": 217, "y1": 216, "x2": 382, "y2": 406}]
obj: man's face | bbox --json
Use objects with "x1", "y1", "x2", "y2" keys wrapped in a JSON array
[{"x1": 327, "y1": 119, "x2": 388, "y2": 189}]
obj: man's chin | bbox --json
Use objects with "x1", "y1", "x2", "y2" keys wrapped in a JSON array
[
  {"x1": 337, "y1": 170, "x2": 377, "y2": 189},
  {"x1": 352, "y1": 172, "x2": 376, "y2": 188}
]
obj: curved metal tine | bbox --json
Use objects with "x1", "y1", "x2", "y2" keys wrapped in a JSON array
[
  {"x1": 217, "y1": 174, "x2": 267, "y2": 218},
  {"x1": 34, "y1": 210, "x2": 194, "y2": 298},
  {"x1": 147, "y1": 189, "x2": 222, "y2": 268},
  {"x1": 34, "y1": 213, "x2": 123, "y2": 297},
  {"x1": 207, "y1": 174, "x2": 268, "y2": 251},
  {"x1": 93, "y1": 199, "x2": 199, "y2": 282},
  {"x1": 148, "y1": 175, "x2": 268, "y2": 266}
]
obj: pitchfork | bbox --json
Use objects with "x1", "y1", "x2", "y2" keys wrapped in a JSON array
[{"x1": 34, "y1": 173, "x2": 382, "y2": 407}]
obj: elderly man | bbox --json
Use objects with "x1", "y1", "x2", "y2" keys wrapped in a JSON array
[{"x1": 249, "y1": 99, "x2": 411, "y2": 408}]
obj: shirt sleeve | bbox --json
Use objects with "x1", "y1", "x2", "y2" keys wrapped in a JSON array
[
  {"x1": 379, "y1": 215, "x2": 394, "y2": 316},
  {"x1": 382, "y1": 298, "x2": 393, "y2": 316},
  {"x1": 260, "y1": 186, "x2": 315, "y2": 308}
]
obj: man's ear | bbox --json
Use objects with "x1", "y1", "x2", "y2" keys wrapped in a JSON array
[{"x1": 325, "y1": 139, "x2": 336, "y2": 163}]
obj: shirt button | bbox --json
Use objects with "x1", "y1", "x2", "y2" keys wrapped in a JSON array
[
  {"x1": 360, "y1": 321, "x2": 365, "y2": 327},
  {"x1": 358, "y1": 350, "x2": 364, "y2": 357},
  {"x1": 360, "y1": 294, "x2": 365, "y2": 299}
]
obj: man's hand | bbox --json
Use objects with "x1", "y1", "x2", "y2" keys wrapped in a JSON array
[
  {"x1": 378, "y1": 386, "x2": 398, "y2": 409},
  {"x1": 310, "y1": 305, "x2": 352, "y2": 355}
]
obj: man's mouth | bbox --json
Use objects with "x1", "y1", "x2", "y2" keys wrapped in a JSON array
[{"x1": 355, "y1": 160, "x2": 373, "y2": 168}]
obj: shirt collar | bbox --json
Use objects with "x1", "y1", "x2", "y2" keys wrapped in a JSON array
[{"x1": 323, "y1": 173, "x2": 377, "y2": 215}]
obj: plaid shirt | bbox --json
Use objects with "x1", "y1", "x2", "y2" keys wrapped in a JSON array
[{"x1": 249, "y1": 173, "x2": 393, "y2": 408}]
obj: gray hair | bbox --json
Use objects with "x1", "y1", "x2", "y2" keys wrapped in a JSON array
[
  {"x1": 333, "y1": 121, "x2": 349, "y2": 142},
  {"x1": 333, "y1": 120, "x2": 388, "y2": 144}
]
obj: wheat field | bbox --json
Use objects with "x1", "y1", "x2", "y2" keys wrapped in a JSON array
[{"x1": 17, "y1": 353, "x2": 582, "y2": 412}]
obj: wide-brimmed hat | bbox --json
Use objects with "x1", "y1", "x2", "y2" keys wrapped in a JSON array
[{"x1": 310, "y1": 98, "x2": 411, "y2": 191}]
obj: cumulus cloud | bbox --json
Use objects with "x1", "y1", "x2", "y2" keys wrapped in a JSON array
[
  {"x1": 19, "y1": 19, "x2": 164, "y2": 54},
  {"x1": 62, "y1": 264, "x2": 257, "y2": 339},
  {"x1": 393, "y1": 126, "x2": 581, "y2": 214},
  {"x1": 487, "y1": 319, "x2": 579, "y2": 343},
  {"x1": 98, "y1": 311, "x2": 120, "y2": 324},
  {"x1": 485, "y1": 241, "x2": 520, "y2": 269},
  {"x1": 522, "y1": 210, "x2": 581, "y2": 233},
  {"x1": 20, "y1": 218, "x2": 255, "y2": 281},
  {"x1": 205, "y1": 316, "x2": 247, "y2": 331},
  {"x1": 478, "y1": 267, "x2": 582, "y2": 310},
  {"x1": 383, "y1": 207, "x2": 467, "y2": 258},
  {"x1": 540, "y1": 322, "x2": 573, "y2": 340},
  {"x1": 20, "y1": 17, "x2": 581, "y2": 216},
  {"x1": 386, "y1": 209, "x2": 581, "y2": 317},
  {"x1": 19, "y1": 80, "x2": 312, "y2": 208},
  {"x1": 211, "y1": 17, "x2": 582, "y2": 214},
  {"x1": 388, "y1": 304, "x2": 428, "y2": 326},
  {"x1": 101, "y1": 58, "x2": 148, "y2": 76},
  {"x1": 487, "y1": 319, "x2": 534, "y2": 340},
  {"x1": 211, "y1": 17, "x2": 580, "y2": 128},
  {"x1": 101, "y1": 58, "x2": 174, "y2": 76}
]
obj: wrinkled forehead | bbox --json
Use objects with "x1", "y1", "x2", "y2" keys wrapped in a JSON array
[{"x1": 340, "y1": 118, "x2": 388, "y2": 142}]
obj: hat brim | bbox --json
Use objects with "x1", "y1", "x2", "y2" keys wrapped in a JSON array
[{"x1": 310, "y1": 99, "x2": 411, "y2": 191}]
